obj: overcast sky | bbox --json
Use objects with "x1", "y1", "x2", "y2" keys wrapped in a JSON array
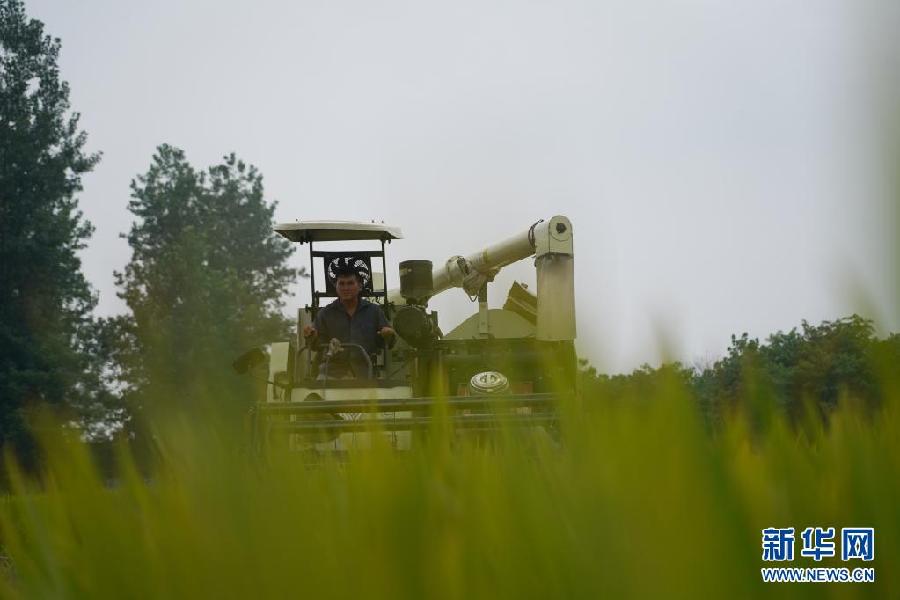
[{"x1": 28, "y1": 0, "x2": 899, "y2": 372}]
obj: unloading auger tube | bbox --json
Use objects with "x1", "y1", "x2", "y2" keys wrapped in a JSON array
[{"x1": 387, "y1": 215, "x2": 576, "y2": 342}]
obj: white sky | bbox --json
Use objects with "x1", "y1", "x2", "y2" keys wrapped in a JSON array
[{"x1": 29, "y1": 0, "x2": 899, "y2": 373}]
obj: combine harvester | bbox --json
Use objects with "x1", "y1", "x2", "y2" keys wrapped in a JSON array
[{"x1": 239, "y1": 216, "x2": 576, "y2": 453}]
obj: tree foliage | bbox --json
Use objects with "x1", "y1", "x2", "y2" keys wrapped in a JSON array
[
  {"x1": 698, "y1": 315, "x2": 888, "y2": 422},
  {"x1": 0, "y1": 0, "x2": 103, "y2": 462},
  {"x1": 581, "y1": 315, "x2": 898, "y2": 429},
  {"x1": 111, "y1": 145, "x2": 297, "y2": 417}
]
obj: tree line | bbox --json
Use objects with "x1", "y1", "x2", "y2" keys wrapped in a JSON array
[{"x1": 580, "y1": 315, "x2": 900, "y2": 430}]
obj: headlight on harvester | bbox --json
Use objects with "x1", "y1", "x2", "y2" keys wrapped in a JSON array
[{"x1": 469, "y1": 371, "x2": 510, "y2": 395}]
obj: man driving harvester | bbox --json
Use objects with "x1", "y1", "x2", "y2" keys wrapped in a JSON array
[{"x1": 302, "y1": 262, "x2": 395, "y2": 379}]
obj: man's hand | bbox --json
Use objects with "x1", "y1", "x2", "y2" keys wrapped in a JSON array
[
  {"x1": 378, "y1": 326, "x2": 395, "y2": 339},
  {"x1": 302, "y1": 324, "x2": 318, "y2": 339}
]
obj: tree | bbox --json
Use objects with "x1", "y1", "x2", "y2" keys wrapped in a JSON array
[
  {"x1": 0, "y1": 0, "x2": 103, "y2": 464},
  {"x1": 695, "y1": 315, "x2": 884, "y2": 427},
  {"x1": 578, "y1": 315, "x2": 895, "y2": 432},
  {"x1": 113, "y1": 145, "x2": 297, "y2": 419}
]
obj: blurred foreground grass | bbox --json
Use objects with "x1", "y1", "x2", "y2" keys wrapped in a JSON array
[{"x1": 0, "y1": 366, "x2": 897, "y2": 599}]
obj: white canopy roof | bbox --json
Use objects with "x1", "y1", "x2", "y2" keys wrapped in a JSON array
[{"x1": 274, "y1": 220, "x2": 403, "y2": 243}]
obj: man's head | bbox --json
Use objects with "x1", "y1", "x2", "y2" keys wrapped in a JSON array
[{"x1": 334, "y1": 267, "x2": 363, "y2": 302}]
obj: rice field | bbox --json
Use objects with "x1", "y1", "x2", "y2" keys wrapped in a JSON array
[{"x1": 0, "y1": 364, "x2": 897, "y2": 599}]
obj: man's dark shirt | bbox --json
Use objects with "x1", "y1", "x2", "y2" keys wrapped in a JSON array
[{"x1": 313, "y1": 298, "x2": 390, "y2": 378}]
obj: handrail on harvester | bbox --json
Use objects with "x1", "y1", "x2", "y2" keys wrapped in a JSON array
[
  {"x1": 268, "y1": 413, "x2": 560, "y2": 434},
  {"x1": 256, "y1": 392, "x2": 568, "y2": 415}
]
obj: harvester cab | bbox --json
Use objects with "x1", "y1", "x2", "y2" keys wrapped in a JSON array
[
  {"x1": 275, "y1": 220, "x2": 402, "y2": 384},
  {"x1": 246, "y1": 216, "x2": 577, "y2": 454}
]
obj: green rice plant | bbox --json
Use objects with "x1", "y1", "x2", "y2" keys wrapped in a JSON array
[{"x1": 0, "y1": 362, "x2": 897, "y2": 599}]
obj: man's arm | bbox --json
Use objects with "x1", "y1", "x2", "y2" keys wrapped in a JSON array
[
  {"x1": 304, "y1": 309, "x2": 328, "y2": 349},
  {"x1": 376, "y1": 307, "x2": 396, "y2": 349}
]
